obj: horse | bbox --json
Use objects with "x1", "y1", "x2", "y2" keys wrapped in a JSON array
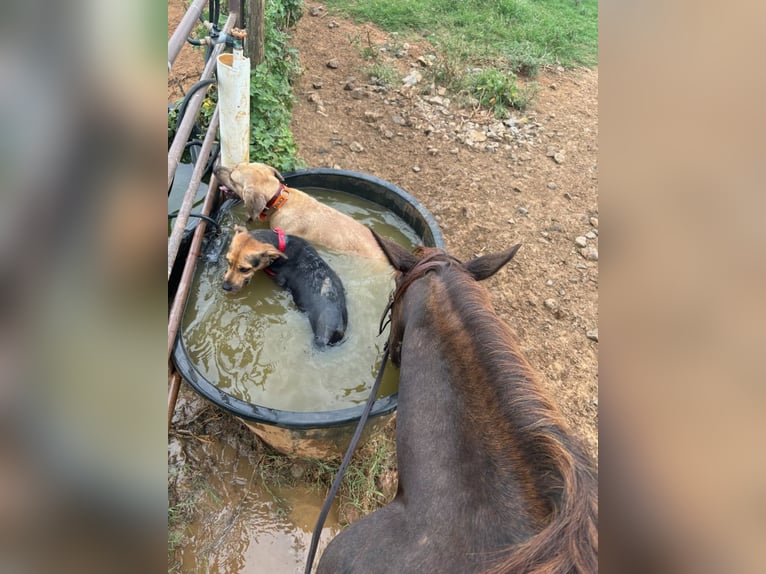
[{"x1": 316, "y1": 233, "x2": 598, "y2": 574}]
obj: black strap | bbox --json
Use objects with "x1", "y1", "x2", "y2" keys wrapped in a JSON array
[{"x1": 303, "y1": 345, "x2": 391, "y2": 574}]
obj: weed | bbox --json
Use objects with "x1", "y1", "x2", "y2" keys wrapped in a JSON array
[
  {"x1": 466, "y1": 69, "x2": 533, "y2": 116},
  {"x1": 365, "y1": 63, "x2": 399, "y2": 87}
]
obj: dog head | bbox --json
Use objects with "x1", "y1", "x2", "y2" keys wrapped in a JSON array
[
  {"x1": 222, "y1": 226, "x2": 287, "y2": 293},
  {"x1": 214, "y1": 162, "x2": 285, "y2": 217}
]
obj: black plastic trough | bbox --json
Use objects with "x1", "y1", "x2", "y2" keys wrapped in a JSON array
[{"x1": 172, "y1": 168, "x2": 444, "y2": 457}]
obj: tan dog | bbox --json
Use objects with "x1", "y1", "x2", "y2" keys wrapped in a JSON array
[{"x1": 214, "y1": 162, "x2": 387, "y2": 262}]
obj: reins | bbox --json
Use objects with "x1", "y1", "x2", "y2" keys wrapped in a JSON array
[
  {"x1": 303, "y1": 250, "x2": 458, "y2": 574},
  {"x1": 303, "y1": 319, "x2": 391, "y2": 574}
]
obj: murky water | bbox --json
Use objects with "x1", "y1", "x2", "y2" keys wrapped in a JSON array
[
  {"x1": 172, "y1": 441, "x2": 341, "y2": 574},
  {"x1": 181, "y1": 190, "x2": 418, "y2": 411}
]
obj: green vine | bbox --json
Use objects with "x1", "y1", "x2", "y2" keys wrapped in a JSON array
[{"x1": 168, "y1": 0, "x2": 305, "y2": 172}]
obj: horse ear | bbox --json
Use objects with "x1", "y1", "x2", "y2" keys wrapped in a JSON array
[
  {"x1": 464, "y1": 244, "x2": 521, "y2": 281},
  {"x1": 370, "y1": 230, "x2": 419, "y2": 272}
]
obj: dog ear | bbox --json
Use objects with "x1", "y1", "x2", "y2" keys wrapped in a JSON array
[
  {"x1": 269, "y1": 166, "x2": 285, "y2": 183},
  {"x1": 257, "y1": 246, "x2": 287, "y2": 266},
  {"x1": 243, "y1": 190, "x2": 268, "y2": 217},
  {"x1": 370, "y1": 230, "x2": 418, "y2": 272},
  {"x1": 464, "y1": 244, "x2": 521, "y2": 281}
]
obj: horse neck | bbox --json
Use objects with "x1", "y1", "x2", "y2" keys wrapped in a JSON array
[{"x1": 394, "y1": 270, "x2": 593, "y2": 523}]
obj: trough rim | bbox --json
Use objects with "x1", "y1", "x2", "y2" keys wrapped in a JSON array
[{"x1": 171, "y1": 168, "x2": 444, "y2": 430}]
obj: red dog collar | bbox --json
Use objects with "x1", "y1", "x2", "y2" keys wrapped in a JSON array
[
  {"x1": 263, "y1": 228, "x2": 287, "y2": 277},
  {"x1": 274, "y1": 228, "x2": 287, "y2": 253},
  {"x1": 258, "y1": 183, "x2": 291, "y2": 221}
]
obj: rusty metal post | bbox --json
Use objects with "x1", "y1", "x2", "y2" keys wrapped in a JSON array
[
  {"x1": 245, "y1": 0, "x2": 266, "y2": 65},
  {"x1": 168, "y1": 0, "x2": 208, "y2": 70},
  {"x1": 168, "y1": 12, "x2": 237, "y2": 193}
]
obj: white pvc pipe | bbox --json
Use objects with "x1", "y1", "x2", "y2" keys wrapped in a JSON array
[{"x1": 216, "y1": 49, "x2": 251, "y2": 167}]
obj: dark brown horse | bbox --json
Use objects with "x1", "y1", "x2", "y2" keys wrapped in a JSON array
[{"x1": 316, "y1": 234, "x2": 597, "y2": 574}]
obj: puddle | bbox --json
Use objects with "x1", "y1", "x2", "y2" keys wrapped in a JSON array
[{"x1": 172, "y1": 440, "x2": 340, "y2": 574}]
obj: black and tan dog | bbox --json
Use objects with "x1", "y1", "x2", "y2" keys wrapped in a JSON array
[{"x1": 223, "y1": 225, "x2": 348, "y2": 348}]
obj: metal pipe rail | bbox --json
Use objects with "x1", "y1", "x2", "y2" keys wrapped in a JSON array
[
  {"x1": 167, "y1": 107, "x2": 219, "y2": 280},
  {"x1": 167, "y1": 11, "x2": 237, "y2": 193},
  {"x1": 168, "y1": 4, "x2": 241, "y2": 426},
  {"x1": 168, "y1": 0, "x2": 208, "y2": 70}
]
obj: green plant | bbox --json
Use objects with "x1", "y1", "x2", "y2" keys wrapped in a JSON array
[
  {"x1": 365, "y1": 63, "x2": 398, "y2": 87},
  {"x1": 466, "y1": 69, "x2": 534, "y2": 116},
  {"x1": 168, "y1": 0, "x2": 306, "y2": 173},
  {"x1": 245, "y1": 0, "x2": 305, "y2": 171}
]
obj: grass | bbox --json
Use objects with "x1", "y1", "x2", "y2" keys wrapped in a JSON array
[
  {"x1": 254, "y1": 433, "x2": 396, "y2": 524},
  {"x1": 324, "y1": 0, "x2": 596, "y2": 114},
  {"x1": 324, "y1": 0, "x2": 597, "y2": 72}
]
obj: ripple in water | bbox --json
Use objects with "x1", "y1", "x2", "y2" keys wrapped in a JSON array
[{"x1": 181, "y1": 190, "x2": 419, "y2": 412}]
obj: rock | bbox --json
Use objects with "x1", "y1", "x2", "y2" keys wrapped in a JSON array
[
  {"x1": 468, "y1": 130, "x2": 487, "y2": 142},
  {"x1": 427, "y1": 147, "x2": 439, "y2": 156},
  {"x1": 580, "y1": 246, "x2": 599, "y2": 261},
  {"x1": 517, "y1": 207, "x2": 529, "y2": 216},
  {"x1": 402, "y1": 70, "x2": 422, "y2": 86},
  {"x1": 544, "y1": 298, "x2": 558, "y2": 311},
  {"x1": 351, "y1": 88, "x2": 366, "y2": 100},
  {"x1": 326, "y1": 59, "x2": 339, "y2": 69},
  {"x1": 547, "y1": 182, "x2": 558, "y2": 190},
  {"x1": 512, "y1": 185, "x2": 522, "y2": 193},
  {"x1": 290, "y1": 462, "x2": 306, "y2": 479},
  {"x1": 425, "y1": 95, "x2": 449, "y2": 106},
  {"x1": 546, "y1": 146, "x2": 557, "y2": 157},
  {"x1": 312, "y1": 81, "x2": 323, "y2": 89},
  {"x1": 545, "y1": 279, "x2": 554, "y2": 286},
  {"x1": 550, "y1": 83, "x2": 558, "y2": 90},
  {"x1": 363, "y1": 111, "x2": 381, "y2": 123},
  {"x1": 349, "y1": 141, "x2": 364, "y2": 153},
  {"x1": 585, "y1": 231, "x2": 597, "y2": 240},
  {"x1": 328, "y1": 20, "x2": 338, "y2": 29},
  {"x1": 590, "y1": 217, "x2": 599, "y2": 228},
  {"x1": 343, "y1": 79, "x2": 356, "y2": 90},
  {"x1": 309, "y1": 6, "x2": 324, "y2": 16},
  {"x1": 449, "y1": 148, "x2": 459, "y2": 154},
  {"x1": 553, "y1": 152, "x2": 565, "y2": 164},
  {"x1": 548, "y1": 224, "x2": 563, "y2": 232},
  {"x1": 563, "y1": 192, "x2": 573, "y2": 200},
  {"x1": 391, "y1": 115, "x2": 407, "y2": 126},
  {"x1": 574, "y1": 236, "x2": 588, "y2": 248},
  {"x1": 586, "y1": 328, "x2": 599, "y2": 342},
  {"x1": 507, "y1": 218, "x2": 516, "y2": 225},
  {"x1": 412, "y1": 165, "x2": 421, "y2": 173}
]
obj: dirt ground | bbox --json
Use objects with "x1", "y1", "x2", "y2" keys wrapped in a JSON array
[
  {"x1": 169, "y1": 0, "x2": 597, "y2": 562},
  {"x1": 286, "y1": 3, "x2": 599, "y2": 456}
]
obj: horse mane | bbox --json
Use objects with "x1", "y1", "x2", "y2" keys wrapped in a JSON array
[{"x1": 433, "y1": 262, "x2": 598, "y2": 574}]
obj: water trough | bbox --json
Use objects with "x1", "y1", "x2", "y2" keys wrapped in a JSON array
[{"x1": 172, "y1": 168, "x2": 443, "y2": 458}]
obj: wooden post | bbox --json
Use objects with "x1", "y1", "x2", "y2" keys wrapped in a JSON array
[
  {"x1": 245, "y1": 0, "x2": 265, "y2": 65},
  {"x1": 229, "y1": 0, "x2": 242, "y2": 27}
]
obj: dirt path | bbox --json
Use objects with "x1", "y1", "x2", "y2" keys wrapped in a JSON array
[{"x1": 290, "y1": 2, "x2": 598, "y2": 454}]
